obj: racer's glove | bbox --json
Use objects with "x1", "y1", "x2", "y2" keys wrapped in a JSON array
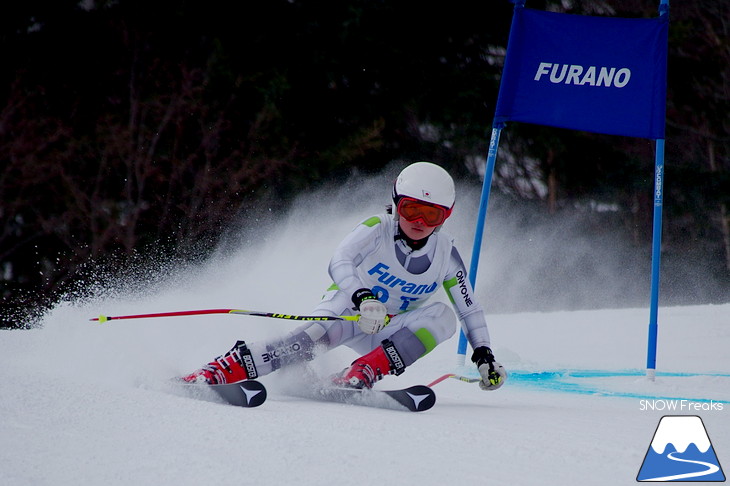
[
  {"x1": 471, "y1": 346, "x2": 507, "y2": 391},
  {"x1": 352, "y1": 288, "x2": 389, "y2": 335}
]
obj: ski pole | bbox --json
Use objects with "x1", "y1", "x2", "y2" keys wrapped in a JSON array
[
  {"x1": 90, "y1": 308, "x2": 361, "y2": 323},
  {"x1": 427, "y1": 373, "x2": 480, "y2": 387}
]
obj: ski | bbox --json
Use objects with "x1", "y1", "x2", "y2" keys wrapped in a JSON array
[
  {"x1": 174, "y1": 379, "x2": 267, "y2": 408},
  {"x1": 170, "y1": 378, "x2": 434, "y2": 411},
  {"x1": 310, "y1": 384, "x2": 436, "y2": 412}
]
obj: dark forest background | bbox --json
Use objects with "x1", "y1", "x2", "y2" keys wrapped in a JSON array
[{"x1": 1, "y1": 0, "x2": 728, "y2": 328}]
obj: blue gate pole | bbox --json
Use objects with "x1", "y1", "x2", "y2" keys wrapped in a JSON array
[
  {"x1": 646, "y1": 139, "x2": 665, "y2": 380},
  {"x1": 646, "y1": 0, "x2": 670, "y2": 381},
  {"x1": 456, "y1": 122, "x2": 504, "y2": 366}
]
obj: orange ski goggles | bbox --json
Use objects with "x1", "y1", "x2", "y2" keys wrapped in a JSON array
[{"x1": 396, "y1": 197, "x2": 452, "y2": 227}]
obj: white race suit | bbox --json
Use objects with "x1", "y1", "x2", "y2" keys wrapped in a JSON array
[{"x1": 245, "y1": 213, "x2": 493, "y2": 376}]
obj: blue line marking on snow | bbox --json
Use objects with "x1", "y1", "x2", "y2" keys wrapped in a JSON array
[
  {"x1": 457, "y1": 369, "x2": 730, "y2": 403},
  {"x1": 510, "y1": 370, "x2": 730, "y2": 402}
]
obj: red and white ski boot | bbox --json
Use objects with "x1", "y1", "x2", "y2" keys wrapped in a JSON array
[
  {"x1": 332, "y1": 339, "x2": 406, "y2": 389},
  {"x1": 181, "y1": 341, "x2": 258, "y2": 385}
]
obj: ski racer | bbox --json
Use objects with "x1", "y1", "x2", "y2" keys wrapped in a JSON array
[{"x1": 182, "y1": 161, "x2": 507, "y2": 391}]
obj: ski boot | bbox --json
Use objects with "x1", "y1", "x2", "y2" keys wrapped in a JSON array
[
  {"x1": 181, "y1": 340, "x2": 258, "y2": 385},
  {"x1": 332, "y1": 339, "x2": 406, "y2": 389}
]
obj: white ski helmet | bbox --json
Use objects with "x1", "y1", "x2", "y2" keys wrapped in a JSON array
[{"x1": 392, "y1": 161, "x2": 456, "y2": 211}]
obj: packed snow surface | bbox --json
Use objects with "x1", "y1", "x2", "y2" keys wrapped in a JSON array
[
  {"x1": 3, "y1": 302, "x2": 728, "y2": 486},
  {"x1": 2, "y1": 178, "x2": 728, "y2": 485}
]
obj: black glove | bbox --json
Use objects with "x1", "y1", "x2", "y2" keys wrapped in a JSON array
[
  {"x1": 471, "y1": 346, "x2": 507, "y2": 391},
  {"x1": 352, "y1": 288, "x2": 377, "y2": 309}
]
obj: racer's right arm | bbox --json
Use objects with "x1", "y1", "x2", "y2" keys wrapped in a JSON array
[{"x1": 327, "y1": 216, "x2": 384, "y2": 299}]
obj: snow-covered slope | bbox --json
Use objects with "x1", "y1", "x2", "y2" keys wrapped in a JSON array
[
  {"x1": 2, "y1": 175, "x2": 728, "y2": 485},
  {"x1": 2, "y1": 302, "x2": 729, "y2": 486}
]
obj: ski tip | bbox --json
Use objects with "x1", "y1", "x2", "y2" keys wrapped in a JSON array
[
  {"x1": 210, "y1": 380, "x2": 268, "y2": 408},
  {"x1": 238, "y1": 380, "x2": 267, "y2": 407},
  {"x1": 407, "y1": 385, "x2": 436, "y2": 412},
  {"x1": 170, "y1": 379, "x2": 267, "y2": 408},
  {"x1": 382, "y1": 385, "x2": 436, "y2": 412}
]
